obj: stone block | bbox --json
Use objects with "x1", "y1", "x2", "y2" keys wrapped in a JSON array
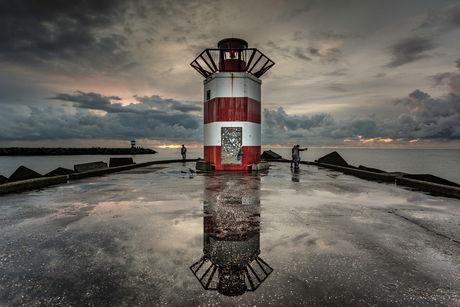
[
  {"x1": 74, "y1": 161, "x2": 108, "y2": 172},
  {"x1": 196, "y1": 161, "x2": 212, "y2": 171},
  {"x1": 396, "y1": 177, "x2": 460, "y2": 199},
  {"x1": 7, "y1": 166, "x2": 42, "y2": 183},
  {"x1": 319, "y1": 163, "x2": 396, "y2": 183},
  {"x1": 0, "y1": 176, "x2": 68, "y2": 195},
  {"x1": 252, "y1": 161, "x2": 269, "y2": 171},
  {"x1": 109, "y1": 157, "x2": 134, "y2": 167},
  {"x1": 45, "y1": 167, "x2": 75, "y2": 177},
  {"x1": 358, "y1": 165, "x2": 386, "y2": 173},
  {"x1": 317, "y1": 151, "x2": 348, "y2": 167},
  {"x1": 402, "y1": 174, "x2": 460, "y2": 188}
]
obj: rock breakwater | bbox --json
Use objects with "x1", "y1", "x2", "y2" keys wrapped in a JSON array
[{"x1": 0, "y1": 147, "x2": 157, "y2": 156}]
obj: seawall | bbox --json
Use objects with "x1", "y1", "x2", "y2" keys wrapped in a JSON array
[
  {"x1": 0, "y1": 147, "x2": 157, "y2": 156},
  {"x1": 307, "y1": 161, "x2": 460, "y2": 199},
  {"x1": 0, "y1": 159, "x2": 197, "y2": 196}
]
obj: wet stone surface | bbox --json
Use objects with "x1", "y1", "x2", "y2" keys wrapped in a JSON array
[{"x1": 1, "y1": 162, "x2": 460, "y2": 306}]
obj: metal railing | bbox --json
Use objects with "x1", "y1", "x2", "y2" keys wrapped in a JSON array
[{"x1": 191, "y1": 48, "x2": 275, "y2": 79}]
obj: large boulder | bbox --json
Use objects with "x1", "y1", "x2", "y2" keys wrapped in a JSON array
[
  {"x1": 74, "y1": 161, "x2": 108, "y2": 172},
  {"x1": 261, "y1": 150, "x2": 282, "y2": 160},
  {"x1": 7, "y1": 166, "x2": 43, "y2": 183},
  {"x1": 317, "y1": 151, "x2": 348, "y2": 167},
  {"x1": 0, "y1": 175, "x2": 7, "y2": 184}
]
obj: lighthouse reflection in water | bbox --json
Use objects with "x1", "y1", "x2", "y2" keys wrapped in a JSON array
[{"x1": 190, "y1": 171, "x2": 273, "y2": 296}]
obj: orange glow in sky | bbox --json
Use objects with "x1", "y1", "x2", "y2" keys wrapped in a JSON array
[{"x1": 157, "y1": 145, "x2": 182, "y2": 148}]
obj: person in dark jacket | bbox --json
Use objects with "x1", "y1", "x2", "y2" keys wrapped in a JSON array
[
  {"x1": 290, "y1": 145, "x2": 296, "y2": 168},
  {"x1": 181, "y1": 144, "x2": 187, "y2": 162},
  {"x1": 292, "y1": 145, "x2": 307, "y2": 169}
]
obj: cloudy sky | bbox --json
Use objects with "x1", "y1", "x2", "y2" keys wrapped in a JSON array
[{"x1": 1, "y1": 0, "x2": 460, "y2": 149}]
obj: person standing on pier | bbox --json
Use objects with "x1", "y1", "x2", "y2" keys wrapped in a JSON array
[
  {"x1": 293, "y1": 145, "x2": 307, "y2": 169},
  {"x1": 181, "y1": 144, "x2": 187, "y2": 162}
]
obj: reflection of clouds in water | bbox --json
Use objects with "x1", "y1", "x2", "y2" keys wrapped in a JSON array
[
  {"x1": 88, "y1": 200, "x2": 204, "y2": 253},
  {"x1": 406, "y1": 193, "x2": 427, "y2": 203}
]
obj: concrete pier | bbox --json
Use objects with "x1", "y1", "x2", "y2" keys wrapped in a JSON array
[{"x1": 1, "y1": 162, "x2": 460, "y2": 306}]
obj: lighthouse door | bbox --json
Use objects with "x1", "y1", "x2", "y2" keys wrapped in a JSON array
[{"x1": 221, "y1": 127, "x2": 242, "y2": 165}]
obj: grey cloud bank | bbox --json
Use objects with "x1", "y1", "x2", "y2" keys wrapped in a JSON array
[{"x1": 0, "y1": 0, "x2": 459, "y2": 148}]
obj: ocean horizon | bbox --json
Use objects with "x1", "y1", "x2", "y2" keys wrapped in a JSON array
[{"x1": 1, "y1": 147, "x2": 459, "y2": 185}]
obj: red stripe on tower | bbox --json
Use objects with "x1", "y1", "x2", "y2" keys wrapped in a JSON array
[{"x1": 204, "y1": 98, "x2": 261, "y2": 124}]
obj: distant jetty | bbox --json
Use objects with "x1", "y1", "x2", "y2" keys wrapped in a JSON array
[{"x1": 0, "y1": 147, "x2": 157, "y2": 156}]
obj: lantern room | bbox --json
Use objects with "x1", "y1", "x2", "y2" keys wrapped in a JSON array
[{"x1": 191, "y1": 38, "x2": 274, "y2": 79}]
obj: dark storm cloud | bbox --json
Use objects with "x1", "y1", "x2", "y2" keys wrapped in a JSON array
[
  {"x1": 39, "y1": 91, "x2": 202, "y2": 139},
  {"x1": 48, "y1": 91, "x2": 125, "y2": 113},
  {"x1": 278, "y1": 2, "x2": 312, "y2": 22},
  {"x1": 293, "y1": 47, "x2": 313, "y2": 62},
  {"x1": 133, "y1": 95, "x2": 202, "y2": 112},
  {"x1": 447, "y1": 75, "x2": 460, "y2": 95},
  {"x1": 0, "y1": 0, "x2": 132, "y2": 71},
  {"x1": 170, "y1": 104, "x2": 202, "y2": 113},
  {"x1": 431, "y1": 72, "x2": 454, "y2": 87},
  {"x1": 430, "y1": 59, "x2": 460, "y2": 89},
  {"x1": 323, "y1": 69, "x2": 348, "y2": 76},
  {"x1": 266, "y1": 41, "x2": 312, "y2": 62},
  {"x1": 293, "y1": 30, "x2": 361, "y2": 42},
  {"x1": 262, "y1": 65, "x2": 460, "y2": 145},
  {"x1": 416, "y1": 4, "x2": 460, "y2": 30},
  {"x1": 0, "y1": 90, "x2": 205, "y2": 143},
  {"x1": 393, "y1": 89, "x2": 459, "y2": 118},
  {"x1": 392, "y1": 90, "x2": 460, "y2": 139},
  {"x1": 262, "y1": 108, "x2": 380, "y2": 142},
  {"x1": 308, "y1": 47, "x2": 320, "y2": 56},
  {"x1": 307, "y1": 30, "x2": 362, "y2": 41},
  {"x1": 1, "y1": 80, "x2": 193, "y2": 141},
  {"x1": 48, "y1": 91, "x2": 201, "y2": 115},
  {"x1": 324, "y1": 84, "x2": 348, "y2": 93},
  {"x1": 385, "y1": 36, "x2": 436, "y2": 68},
  {"x1": 291, "y1": 30, "x2": 360, "y2": 65},
  {"x1": 263, "y1": 108, "x2": 335, "y2": 132},
  {"x1": 0, "y1": 104, "x2": 202, "y2": 142},
  {"x1": 121, "y1": 62, "x2": 141, "y2": 71}
]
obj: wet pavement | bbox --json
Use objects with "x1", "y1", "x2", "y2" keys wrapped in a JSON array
[{"x1": 1, "y1": 162, "x2": 460, "y2": 306}]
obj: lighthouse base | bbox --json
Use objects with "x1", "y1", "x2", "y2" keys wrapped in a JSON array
[{"x1": 204, "y1": 145, "x2": 261, "y2": 171}]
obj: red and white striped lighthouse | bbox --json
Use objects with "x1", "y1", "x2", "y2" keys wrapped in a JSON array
[{"x1": 191, "y1": 38, "x2": 274, "y2": 170}]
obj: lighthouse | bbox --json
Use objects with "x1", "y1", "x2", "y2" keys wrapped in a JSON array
[{"x1": 191, "y1": 38, "x2": 274, "y2": 170}]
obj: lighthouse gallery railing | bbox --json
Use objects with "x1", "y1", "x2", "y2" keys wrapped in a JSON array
[{"x1": 190, "y1": 48, "x2": 275, "y2": 79}]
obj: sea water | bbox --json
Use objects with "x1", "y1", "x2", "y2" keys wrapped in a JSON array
[{"x1": 0, "y1": 148, "x2": 459, "y2": 184}]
